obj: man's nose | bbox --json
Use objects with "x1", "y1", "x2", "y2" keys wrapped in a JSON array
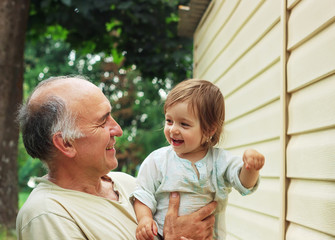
[{"x1": 109, "y1": 117, "x2": 123, "y2": 137}]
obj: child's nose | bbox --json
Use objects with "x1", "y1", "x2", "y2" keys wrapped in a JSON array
[{"x1": 170, "y1": 124, "x2": 180, "y2": 135}]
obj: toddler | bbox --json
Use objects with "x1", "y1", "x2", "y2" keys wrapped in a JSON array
[{"x1": 131, "y1": 79, "x2": 265, "y2": 239}]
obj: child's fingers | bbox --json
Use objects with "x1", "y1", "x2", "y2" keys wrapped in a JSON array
[
  {"x1": 145, "y1": 224, "x2": 154, "y2": 240},
  {"x1": 136, "y1": 229, "x2": 145, "y2": 240},
  {"x1": 248, "y1": 158, "x2": 255, "y2": 170},
  {"x1": 245, "y1": 156, "x2": 264, "y2": 170},
  {"x1": 152, "y1": 221, "x2": 158, "y2": 236},
  {"x1": 256, "y1": 160, "x2": 261, "y2": 170},
  {"x1": 137, "y1": 226, "x2": 153, "y2": 240},
  {"x1": 253, "y1": 157, "x2": 264, "y2": 170},
  {"x1": 136, "y1": 227, "x2": 142, "y2": 240},
  {"x1": 258, "y1": 156, "x2": 265, "y2": 170},
  {"x1": 252, "y1": 154, "x2": 264, "y2": 170},
  {"x1": 244, "y1": 155, "x2": 255, "y2": 169},
  {"x1": 245, "y1": 163, "x2": 250, "y2": 170},
  {"x1": 137, "y1": 228, "x2": 147, "y2": 240}
]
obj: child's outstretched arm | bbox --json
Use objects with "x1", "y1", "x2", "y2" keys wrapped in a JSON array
[
  {"x1": 134, "y1": 199, "x2": 158, "y2": 240},
  {"x1": 239, "y1": 149, "x2": 265, "y2": 188}
]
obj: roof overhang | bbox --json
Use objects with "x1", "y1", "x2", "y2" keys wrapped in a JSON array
[{"x1": 177, "y1": 0, "x2": 211, "y2": 38}]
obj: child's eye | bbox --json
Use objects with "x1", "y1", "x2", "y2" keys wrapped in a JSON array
[
  {"x1": 166, "y1": 119, "x2": 172, "y2": 124},
  {"x1": 181, "y1": 122, "x2": 190, "y2": 127}
]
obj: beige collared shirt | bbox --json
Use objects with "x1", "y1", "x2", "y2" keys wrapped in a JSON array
[{"x1": 16, "y1": 172, "x2": 138, "y2": 240}]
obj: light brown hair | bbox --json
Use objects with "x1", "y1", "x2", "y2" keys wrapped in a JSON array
[{"x1": 164, "y1": 79, "x2": 225, "y2": 149}]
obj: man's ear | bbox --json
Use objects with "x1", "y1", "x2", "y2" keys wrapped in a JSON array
[{"x1": 52, "y1": 133, "x2": 76, "y2": 158}]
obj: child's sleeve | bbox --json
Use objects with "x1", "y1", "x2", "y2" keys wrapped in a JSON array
[
  {"x1": 219, "y1": 149, "x2": 260, "y2": 196},
  {"x1": 130, "y1": 152, "x2": 162, "y2": 214}
]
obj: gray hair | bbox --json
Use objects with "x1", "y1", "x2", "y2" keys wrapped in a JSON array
[{"x1": 17, "y1": 76, "x2": 85, "y2": 162}]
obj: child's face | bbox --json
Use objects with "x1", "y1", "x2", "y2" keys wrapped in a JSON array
[{"x1": 164, "y1": 101, "x2": 207, "y2": 162}]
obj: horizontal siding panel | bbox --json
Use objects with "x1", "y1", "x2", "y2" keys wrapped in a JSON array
[
  {"x1": 202, "y1": 0, "x2": 279, "y2": 80},
  {"x1": 287, "y1": 179, "x2": 335, "y2": 236},
  {"x1": 287, "y1": 22, "x2": 335, "y2": 92},
  {"x1": 229, "y1": 178, "x2": 280, "y2": 217},
  {"x1": 226, "y1": 235, "x2": 240, "y2": 240},
  {"x1": 216, "y1": 23, "x2": 281, "y2": 96},
  {"x1": 287, "y1": 129, "x2": 335, "y2": 180},
  {"x1": 200, "y1": 0, "x2": 280, "y2": 83},
  {"x1": 195, "y1": 0, "x2": 263, "y2": 79},
  {"x1": 223, "y1": 100, "x2": 280, "y2": 148},
  {"x1": 226, "y1": 205, "x2": 279, "y2": 239},
  {"x1": 288, "y1": 0, "x2": 335, "y2": 50},
  {"x1": 286, "y1": 223, "x2": 335, "y2": 240},
  {"x1": 227, "y1": 139, "x2": 281, "y2": 178},
  {"x1": 287, "y1": 74, "x2": 335, "y2": 134},
  {"x1": 193, "y1": 1, "x2": 335, "y2": 239},
  {"x1": 194, "y1": 0, "x2": 239, "y2": 67},
  {"x1": 287, "y1": 0, "x2": 301, "y2": 10},
  {"x1": 225, "y1": 61, "x2": 280, "y2": 121}
]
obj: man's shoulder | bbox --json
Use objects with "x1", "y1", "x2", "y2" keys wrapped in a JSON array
[
  {"x1": 17, "y1": 184, "x2": 71, "y2": 230},
  {"x1": 108, "y1": 171, "x2": 136, "y2": 187},
  {"x1": 19, "y1": 184, "x2": 55, "y2": 213},
  {"x1": 108, "y1": 171, "x2": 135, "y2": 181},
  {"x1": 108, "y1": 171, "x2": 137, "y2": 196}
]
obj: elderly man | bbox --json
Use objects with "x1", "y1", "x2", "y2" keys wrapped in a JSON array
[{"x1": 16, "y1": 76, "x2": 216, "y2": 240}]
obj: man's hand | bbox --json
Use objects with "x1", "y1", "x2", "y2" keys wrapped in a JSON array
[{"x1": 163, "y1": 192, "x2": 216, "y2": 240}]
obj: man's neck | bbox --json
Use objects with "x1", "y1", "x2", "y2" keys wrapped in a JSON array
[{"x1": 47, "y1": 171, "x2": 119, "y2": 201}]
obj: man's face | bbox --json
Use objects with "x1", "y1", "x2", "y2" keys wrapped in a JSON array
[{"x1": 70, "y1": 82, "x2": 123, "y2": 176}]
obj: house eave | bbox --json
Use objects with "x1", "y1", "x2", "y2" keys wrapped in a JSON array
[{"x1": 177, "y1": 0, "x2": 211, "y2": 38}]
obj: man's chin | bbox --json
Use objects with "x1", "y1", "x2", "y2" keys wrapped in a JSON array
[{"x1": 109, "y1": 159, "x2": 118, "y2": 171}]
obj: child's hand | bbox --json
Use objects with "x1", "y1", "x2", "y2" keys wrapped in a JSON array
[
  {"x1": 243, "y1": 149, "x2": 265, "y2": 171},
  {"x1": 136, "y1": 216, "x2": 158, "y2": 240}
]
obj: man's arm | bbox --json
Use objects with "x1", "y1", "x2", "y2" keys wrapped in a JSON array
[{"x1": 163, "y1": 192, "x2": 216, "y2": 240}]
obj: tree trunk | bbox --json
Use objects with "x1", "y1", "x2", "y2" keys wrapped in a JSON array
[{"x1": 0, "y1": 0, "x2": 30, "y2": 228}]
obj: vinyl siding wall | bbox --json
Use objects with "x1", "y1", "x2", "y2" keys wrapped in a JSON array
[{"x1": 192, "y1": 0, "x2": 335, "y2": 239}]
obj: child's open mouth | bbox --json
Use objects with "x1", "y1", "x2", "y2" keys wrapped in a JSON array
[{"x1": 172, "y1": 138, "x2": 184, "y2": 146}]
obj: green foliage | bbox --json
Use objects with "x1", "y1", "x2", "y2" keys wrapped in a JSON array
[
  {"x1": 28, "y1": 0, "x2": 193, "y2": 81},
  {"x1": 0, "y1": 226, "x2": 16, "y2": 240},
  {"x1": 46, "y1": 25, "x2": 69, "y2": 41},
  {"x1": 18, "y1": 157, "x2": 46, "y2": 191},
  {"x1": 17, "y1": 134, "x2": 45, "y2": 191},
  {"x1": 19, "y1": 192, "x2": 31, "y2": 209},
  {"x1": 19, "y1": 0, "x2": 193, "y2": 184},
  {"x1": 107, "y1": 69, "x2": 169, "y2": 175}
]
